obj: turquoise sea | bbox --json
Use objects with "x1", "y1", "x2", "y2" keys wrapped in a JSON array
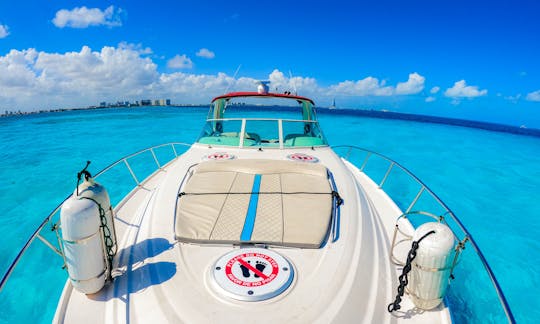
[{"x1": 1, "y1": 107, "x2": 539, "y2": 323}]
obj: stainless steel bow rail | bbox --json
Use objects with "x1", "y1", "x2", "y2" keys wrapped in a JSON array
[
  {"x1": 332, "y1": 145, "x2": 515, "y2": 324},
  {"x1": 1, "y1": 143, "x2": 515, "y2": 323},
  {"x1": 0, "y1": 142, "x2": 191, "y2": 292}
]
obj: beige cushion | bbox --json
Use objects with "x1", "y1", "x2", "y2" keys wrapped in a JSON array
[{"x1": 175, "y1": 159, "x2": 333, "y2": 248}]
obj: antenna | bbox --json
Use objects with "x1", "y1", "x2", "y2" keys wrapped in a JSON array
[
  {"x1": 289, "y1": 70, "x2": 298, "y2": 95},
  {"x1": 224, "y1": 64, "x2": 242, "y2": 94}
]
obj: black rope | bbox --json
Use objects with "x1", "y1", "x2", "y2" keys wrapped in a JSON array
[
  {"x1": 80, "y1": 197, "x2": 117, "y2": 281},
  {"x1": 332, "y1": 191, "x2": 343, "y2": 207},
  {"x1": 179, "y1": 190, "x2": 341, "y2": 198},
  {"x1": 387, "y1": 230, "x2": 436, "y2": 313},
  {"x1": 179, "y1": 190, "x2": 344, "y2": 210},
  {"x1": 76, "y1": 161, "x2": 92, "y2": 196}
]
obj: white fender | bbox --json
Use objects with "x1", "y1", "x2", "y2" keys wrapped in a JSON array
[
  {"x1": 60, "y1": 197, "x2": 106, "y2": 294},
  {"x1": 408, "y1": 222, "x2": 455, "y2": 310}
]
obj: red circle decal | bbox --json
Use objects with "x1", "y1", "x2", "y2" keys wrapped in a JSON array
[
  {"x1": 208, "y1": 152, "x2": 231, "y2": 160},
  {"x1": 224, "y1": 252, "x2": 280, "y2": 287},
  {"x1": 288, "y1": 153, "x2": 318, "y2": 162}
]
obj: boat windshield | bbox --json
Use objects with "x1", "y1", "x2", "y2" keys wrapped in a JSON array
[{"x1": 196, "y1": 94, "x2": 328, "y2": 148}]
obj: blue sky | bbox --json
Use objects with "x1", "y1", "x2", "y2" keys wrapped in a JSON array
[{"x1": 1, "y1": 0, "x2": 539, "y2": 127}]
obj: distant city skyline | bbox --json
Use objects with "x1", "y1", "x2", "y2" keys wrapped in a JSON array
[{"x1": 0, "y1": 0, "x2": 539, "y2": 127}]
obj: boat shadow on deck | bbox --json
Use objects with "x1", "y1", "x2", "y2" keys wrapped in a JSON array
[{"x1": 88, "y1": 237, "x2": 176, "y2": 302}]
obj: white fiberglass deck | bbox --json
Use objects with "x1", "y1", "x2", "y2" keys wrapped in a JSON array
[{"x1": 54, "y1": 145, "x2": 451, "y2": 324}]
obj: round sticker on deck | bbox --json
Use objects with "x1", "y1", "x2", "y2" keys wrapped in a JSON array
[
  {"x1": 287, "y1": 153, "x2": 319, "y2": 163},
  {"x1": 204, "y1": 152, "x2": 236, "y2": 160},
  {"x1": 211, "y1": 248, "x2": 294, "y2": 301}
]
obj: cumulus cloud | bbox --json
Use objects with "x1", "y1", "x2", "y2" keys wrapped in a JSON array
[
  {"x1": 0, "y1": 46, "x2": 158, "y2": 109},
  {"x1": 267, "y1": 69, "x2": 320, "y2": 96},
  {"x1": 52, "y1": 6, "x2": 124, "y2": 28},
  {"x1": 167, "y1": 54, "x2": 193, "y2": 69},
  {"x1": 425, "y1": 96, "x2": 436, "y2": 102},
  {"x1": 430, "y1": 86, "x2": 440, "y2": 94},
  {"x1": 395, "y1": 72, "x2": 425, "y2": 95},
  {"x1": 0, "y1": 45, "x2": 433, "y2": 111},
  {"x1": 0, "y1": 24, "x2": 9, "y2": 38},
  {"x1": 330, "y1": 73, "x2": 425, "y2": 96},
  {"x1": 504, "y1": 94, "x2": 522, "y2": 103},
  {"x1": 118, "y1": 42, "x2": 152, "y2": 55},
  {"x1": 526, "y1": 90, "x2": 540, "y2": 102},
  {"x1": 196, "y1": 48, "x2": 215, "y2": 59},
  {"x1": 331, "y1": 77, "x2": 393, "y2": 96},
  {"x1": 444, "y1": 80, "x2": 487, "y2": 98}
]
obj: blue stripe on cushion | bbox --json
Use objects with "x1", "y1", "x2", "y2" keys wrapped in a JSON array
[{"x1": 240, "y1": 174, "x2": 261, "y2": 241}]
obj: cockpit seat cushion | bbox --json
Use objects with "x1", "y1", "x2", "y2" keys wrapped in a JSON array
[{"x1": 175, "y1": 159, "x2": 333, "y2": 248}]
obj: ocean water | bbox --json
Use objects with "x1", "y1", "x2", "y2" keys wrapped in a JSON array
[{"x1": 0, "y1": 107, "x2": 539, "y2": 323}]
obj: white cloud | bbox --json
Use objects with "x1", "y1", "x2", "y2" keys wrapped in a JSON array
[
  {"x1": 118, "y1": 42, "x2": 152, "y2": 55},
  {"x1": 504, "y1": 94, "x2": 522, "y2": 103},
  {"x1": 52, "y1": 6, "x2": 123, "y2": 28},
  {"x1": 526, "y1": 90, "x2": 540, "y2": 102},
  {"x1": 444, "y1": 80, "x2": 487, "y2": 98},
  {"x1": 425, "y1": 96, "x2": 436, "y2": 102},
  {"x1": 0, "y1": 46, "x2": 325, "y2": 110},
  {"x1": 267, "y1": 69, "x2": 319, "y2": 95},
  {"x1": 0, "y1": 24, "x2": 9, "y2": 38},
  {"x1": 395, "y1": 72, "x2": 425, "y2": 95},
  {"x1": 331, "y1": 77, "x2": 393, "y2": 96},
  {"x1": 196, "y1": 48, "x2": 215, "y2": 59},
  {"x1": 0, "y1": 46, "x2": 158, "y2": 109},
  {"x1": 0, "y1": 45, "x2": 431, "y2": 111},
  {"x1": 430, "y1": 86, "x2": 440, "y2": 94},
  {"x1": 167, "y1": 54, "x2": 193, "y2": 69},
  {"x1": 330, "y1": 73, "x2": 425, "y2": 96}
]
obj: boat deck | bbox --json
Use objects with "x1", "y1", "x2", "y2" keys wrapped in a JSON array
[{"x1": 54, "y1": 145, "x2": 451, "y2": 323}]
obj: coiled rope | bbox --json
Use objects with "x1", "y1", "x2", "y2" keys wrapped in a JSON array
[{"x1": 387, "y1": 230, "x2": 436, "y2": 313}]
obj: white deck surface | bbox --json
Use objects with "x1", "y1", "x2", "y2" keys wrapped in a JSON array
[{"x1": 54, "y1": 145, "x2": 452, "y2": 323}]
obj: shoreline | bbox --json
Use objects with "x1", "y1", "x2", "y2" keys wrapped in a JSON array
[
  {"x1": 0, "y1": 103, "x2": 207, "y2": 118},
  {"x1": 2, "y1": 104, "x2": 539, "y2": 138},
  {"x1": 318, "y1": 107, "x2": 540, "y2": 138}
]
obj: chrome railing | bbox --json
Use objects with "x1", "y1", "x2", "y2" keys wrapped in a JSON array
[
  {"x1": 1, "y1": 142, "x2": 516, "y2": 323},
  {"x1": 0, "y1": 142, "x2": 192, "y2": 292},
  {"x1": 332, "y1": 145, "x2": 515, "y2": 323}
]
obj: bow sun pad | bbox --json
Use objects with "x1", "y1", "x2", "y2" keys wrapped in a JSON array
[{"x1": 175, "y1": 159, "x2": 333, "y2": 248}]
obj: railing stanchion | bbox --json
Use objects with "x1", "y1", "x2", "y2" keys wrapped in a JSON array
[
  {"x1": 345, "y1": 147, "x2": 353, "y2": 160},
  {"x1": 124, "y1": 159, "x2": 140, "y2": 185},
  {"x1": 0, "y1": 142, "x2": 192, "y2": 293},
  {"x1": 150, "y1": 148, "x2": 161, "y2": 168},
  {"x1": 0, "y1": 142, "x2": 516, "y2": 323},
  {"x1": 406, "y1": 186, "x2": 425, "y2": 213},
  {"x1": 332, "y1": 145, "x2": 515, "y2": 323},
  {"x1": 36, "y1": 234, "x2": 63, "y2": 257},
  {"x1": 379, "y1": 162, "x2": 395, "y2": 188},
  {"x1": 360, "y1": 152, "x2": 372, "y2": 171}
]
